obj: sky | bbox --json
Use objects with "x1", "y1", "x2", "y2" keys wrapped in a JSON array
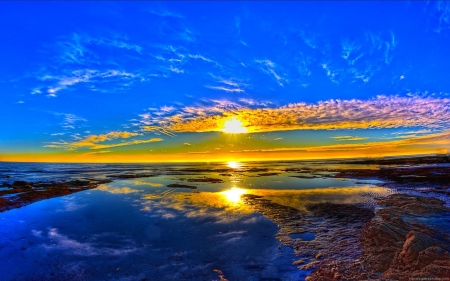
[{"x1": 1, "y1": 1, "x2": 449, "y2": 162}]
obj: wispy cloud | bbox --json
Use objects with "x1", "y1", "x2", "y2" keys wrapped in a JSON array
[
  {"x1": 255, "y1": 60, "x2": 288, "y2": 86},
  {"x1": 205, "y1": 86, "x2": 244, "y2": 93},
  {"x1": 222, "y1": 131, "x2": 450, "y2": 154},
  {"x1": 51, "y1": 113, "x2": 87, "y2": 132},
  {"x1": 56, "y1": 33, "x2": 142, "y2": 65},
  {"x1": 40, "y1": 69, "x2": 138, "y2": 96},
  {"x1": 40, "y1": 228, "x2": 138, "y2": 256},
  {"x1": 429, "y1": 2, "x2": 450, "y2": 33},
  {"x1": 331, "y1": 136, "x2": 368, "y2": 141},
  {"x1": 148, "y1": 8, "x2": 184, "y2": 19},
  {"x1": 206, "y1": 75, "x2": 247, "y2": 93}
]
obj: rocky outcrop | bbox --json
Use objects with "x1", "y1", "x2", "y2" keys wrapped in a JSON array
[
  {"x1": 305, "y1": 193, "x2": 450, "y2": 280},
  {"x1": 359, "y1": 194, "x2": 450, "y2": 280},
  {"x1": 167, "y1": 183, "x2": 197, "y2": 189}
]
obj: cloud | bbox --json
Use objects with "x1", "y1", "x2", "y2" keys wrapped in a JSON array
[
  {"x1": 205, "y1": 86, "x2": 244, "y2": 93},
  {"x1": 45, "y1": 131, "x2": 163, "y2": 150},
  {"x1": 96, "y1": 185, "x2": 142, "y2": 194},
  {"x1": 140, "y1": 95, "x2": 450, "y2": 134},
  {"x1": 40, "y1": 228, "x2": 138, "y2": 256},
  {"x1": 83, "y1": 150, "x2": 112, "y2": 155},
  {"x1": 133, "y1": 180, "x2": 163, "y2": 187},
  {"x1": 331, "y1": 136, "x2": 368, "y2": 141},
  {"x1": 237, "y1": 131, "x2": 450, "y2": 153},
  {"x1": 57, "y1": 33, "x2": 142, "y2": 65},
  {"x1": 41, "y1": 69, "x2": 138, "y2": 95},
  {"x1": 206, "y1": 75, "x2": 247, "y2": 93},
  {"x1": 429, "y1": 2, "x2": 450, "y2": 33},
  {"x1": 148, "y1": 8, "x2": 184, "y2": 19},
  {"x1": 30, "y1": 33, "x2": 150, "y2": 97},
  {"x1": 255, "y1": 60, "x2": 288, "y2": 86}
]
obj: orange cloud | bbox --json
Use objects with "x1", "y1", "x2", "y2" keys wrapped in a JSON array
[
  {"x1": 44, "y1": 131, "x2": 163, "y2": 150},
  {"x1": 141, "y1": 96, "x2": 450, "y2": 133},
  {"x1": 331, "y1": 136, "x2": 368, "y2": 141}
]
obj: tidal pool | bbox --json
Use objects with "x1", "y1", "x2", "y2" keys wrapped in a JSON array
[{"x1": 0, "y1": 162, "x2": 392, "y2": 280}]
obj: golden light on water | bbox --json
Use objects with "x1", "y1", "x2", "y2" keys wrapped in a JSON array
[
  {"x1": 221, "y1": 187, "x2": 247, "y2": 203},
  {"x1": 222, "y1": 117, "x2": 248, "y2": 134},
  {"x1": 227, "y1": 161, "x2": 242, "y2": 169}
]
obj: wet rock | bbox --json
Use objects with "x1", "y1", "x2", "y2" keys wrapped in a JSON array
[
  {"x1": 334, "y1": 166, "x2": 450, "y2": 189},
  {"x1": 67, "y1": 179, "x2": 91, "y2": 186},
  {"x1": 358, "y1": 194, "x2": 450, "y2": 280},
  {"x1": 1, "y1": 178, "x2": 113, "y2": 212},
  {"x1": 108, "y1": 174, "x2": 156, "y2": 179},
  {"x1": 245, "y1": 168, "x2": 269, "y2": 172},
  {"x1": 306, "y1": 203, "x2": 374, "y2": 224},
  {"x1": 1, "y1": 182, "x2": 11, "y2": 187},
  {"x1": 12, "y1": 181, "x2": 32, "y2": 189},
  {"x1": 243, "y1": 194, "x2": 371, "y2": 277},
  {"x1": 290, "y1": 175, "x2": 321, "y2": 179},
  {"x1": 167, "y1": 183, "x2": 197, "y2": 189},
  {"x1": 257, "y1": 173, "x2": 280, "y2": 176},
  {"x1": 186, "y1": 177, "x2": 223, "y2": 183},
  {"x1": 376, "y1": 193, "x2": 448, "y2": 215}
]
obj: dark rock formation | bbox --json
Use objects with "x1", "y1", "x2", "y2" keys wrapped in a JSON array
[
  {"x1": 186, "y1": 177, "x2": 224, "y2": 183},
  {"x1": 167, "y1": 183, "x2": 197, "y2": 189}
]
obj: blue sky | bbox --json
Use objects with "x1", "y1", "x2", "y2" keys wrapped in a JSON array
[{"x1": 1, "y1": 2, "x2": 449, "y2": 162}]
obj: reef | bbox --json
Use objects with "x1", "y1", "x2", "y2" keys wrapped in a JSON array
[
  {"x1": 307, "y1": 194, "x2": 450, "y2": 280},
  {"x1": 334, "y1": 166, "x2": 450, "y2": 187},
  {"x1": 0, "y1": 179, "x2": 111, "y2": 212},
  {"x1": 243, "y1": 191, "x2": 450, "y2": 280}
]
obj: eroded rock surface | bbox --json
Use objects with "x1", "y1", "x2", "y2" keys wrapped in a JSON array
[
  {"x1": 359, "y1": 194, "x2": 450, "y2": 280},
  {"x1": 243, "y1": 192, "x2": 450, "y2": 281},
  {"x1": 242, "y1": 195, "x2": 375, "y2": 276}
]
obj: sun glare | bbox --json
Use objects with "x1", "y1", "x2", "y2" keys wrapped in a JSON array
[
  {"x1": 222, "y1": 117, "x2": 247, "y2": 134},
  {"x1": 221, "y1": 187, "x2": 247, "y2": 203},
  {"x1": 227, "y1": 161, "x2": 242, "y2": 169}
]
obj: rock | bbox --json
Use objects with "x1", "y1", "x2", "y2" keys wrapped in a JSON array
[
  {"x1": 257, "y1": 172, "x2": 280, "y2": 176},
  {"x1": 67, "y1": 179, "x2": 91, "y2": 186},
  {"x1": 306, "y1": 202, "x2": 374, "y2": 224},
  {"x1": 358, "y1": 194, "x2": 450, "y2": 280},
  {"x1": 167, "y1": 183, "x2": 197, "y2": 189},
  {"x1": 108, "y1": 174, "x2": 155, "y2": 179},
  {"x1": 12, "y1": 181, "x2": 32, "y2": 189},
  {"x1": 186, "y1": 177, "x2": 223, "y2": 183}
]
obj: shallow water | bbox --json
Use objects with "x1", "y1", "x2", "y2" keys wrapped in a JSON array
[{"x1": 0, "y1": 161, "x2": 392, "y2": 280}]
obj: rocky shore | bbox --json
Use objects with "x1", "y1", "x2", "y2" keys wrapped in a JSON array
[{"x1": 0, "y1": 179, "x2": 112, "y2": 212}]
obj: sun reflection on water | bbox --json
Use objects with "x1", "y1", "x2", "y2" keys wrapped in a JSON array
[
  {"x1": 227, "y1": 161, "x2": 242, "y2": 169},
  {"x1": 221, "y1": 187, "x2": 247, "y2": 204}
]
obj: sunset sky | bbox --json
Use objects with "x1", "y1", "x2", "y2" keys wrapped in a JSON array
[{"x1": 1, "y1": 2, "x2": 449, "y2": 162}]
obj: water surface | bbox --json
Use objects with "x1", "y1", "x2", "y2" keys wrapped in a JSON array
[{"x1": 0, "y1": 161, "x2": 392, "y2": 280}]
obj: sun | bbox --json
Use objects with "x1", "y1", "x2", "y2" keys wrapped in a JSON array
[
  {"x1": 222, "y1": 117, "x2": 247, "y2": 134},
  {"x1": 227, "y1": 161, "x2": 242, "y2": 169}
]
